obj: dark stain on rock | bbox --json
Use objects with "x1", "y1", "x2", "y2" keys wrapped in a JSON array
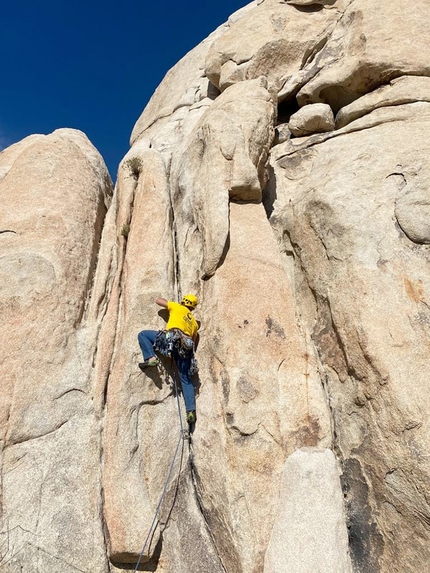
[
  {"x1": 312, "y1": 301, "x2": 349, "y2": 382},
  {"x1": 209, "y1": 332, "x2": 222, "y2": 353},
  {"x1": 221, "y1": 370, "x2": 230, "y2": 403},
  {"x1": 404, "y1": 420, "x2": 422, "y2": 431},
  {"x1": 237, "y1": 376, "x2": 258, "y2": 403},
  {"x1": 111, "y1": 536, "x2": 163, "y2": 568},
  {"x1": 290, "y1": 3, "x2": 325, "y2": 14},
  {"x1": 292, "y1": 417, "x2": 322, "y2": 448},
  {"x1": 266, "y1": 316, "x2": 286, "y2": 338},
  {"x1": 404, "y1": 277, "x2": 425, "y2": 303},
  {"x1": 341, "y1": 458, "x2": 384, "y2": 573}
]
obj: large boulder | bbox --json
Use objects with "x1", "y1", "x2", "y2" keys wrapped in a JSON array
[
  {"x1": 0, "y1": 128, "x2": 112, "y2": 572},
  {"x1": 289, "y1": 102, "x2": 335, "y2": 136}
]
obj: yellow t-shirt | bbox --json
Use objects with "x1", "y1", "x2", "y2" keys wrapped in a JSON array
[{"x1": 166, "y1": 301, "x2": 199, "y2": 339}]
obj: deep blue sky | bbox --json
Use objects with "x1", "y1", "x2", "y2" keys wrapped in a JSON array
[{"x1": 1, "y1": 1, "x2": 247, "y2": 179}]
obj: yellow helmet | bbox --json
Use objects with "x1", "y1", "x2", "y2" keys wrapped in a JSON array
[{"x1": 181, "y1": 294, "x2": 198, "y2": 309}]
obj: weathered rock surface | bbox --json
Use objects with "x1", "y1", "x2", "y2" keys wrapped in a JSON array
[
  {"x1": 205, "y1": 0, "x2": 342, "y2": 94},
  {"x1": 264, "y1": 448, "x2": 351, "y2": 573},
  {"x1": 294, "y1": 0, "x2": 430, "y2": 110},
  {"x1": 3, "y1": 1, "x2": 430, "y2": 572},
  {"x1": 130, "y1": 35, "x2": 221, "y2": 148},
  {"x1": 170, "y1": 77, "x2": 276, "y2": 285},
  {"x1": 336, "y1": 75, "x2": 430, "y2": 128},
  {"x1": 193, "y1": 202, "x2": 332, "y2": 573},
  {"x1": 99, "y1": 148, "x2": 176, "y2": 563}
]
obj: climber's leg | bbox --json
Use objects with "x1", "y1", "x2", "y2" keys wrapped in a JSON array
[
  {"x1": 175, "y1": 352, "x2": 195, "y2": 412},
  {"x1": 137, "y1": 330, "x2": 158, "y2": 360}
]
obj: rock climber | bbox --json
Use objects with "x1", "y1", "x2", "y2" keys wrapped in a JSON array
[{"x1": 137, "y1": 294, "x2": 199, "y2": 425}]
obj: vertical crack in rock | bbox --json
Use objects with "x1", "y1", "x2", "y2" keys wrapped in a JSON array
[
  {"x1": 171, "y1": 213, "x2": 182, "y2": 301},
  {"x1": 292, "y1": 246, "x2": 382, "y2": 571},
  {"x1": 99, "y1": 488, "x2": 111, "y2": 572},
  {"x1": 262, "y1": 165, "x2": 277, "y2": 219},
  {"x1": 187, "y1": 449, "x2": 232, "y2": 573},
  {"x1": 167, "y1": 154, "x2": 183, "y2": 300},
  {"x1": 269, "y1": 216, "x2": 359, "y2": 566},
  {"x1": 80, "y1": 177, "x2": 113, "y2": 327},
  {"x1": 303, "y1": 284, "x2": 340, "y2": 447},
  {"x1": 99, "y1": 414, "x2": 111, "y2": 572},
  {"x1": 99, "y1": 169, "x2": 141, "y2": 411},
  {"x1": 270, "y1": 215, "x2": 337, "y2": 429}
]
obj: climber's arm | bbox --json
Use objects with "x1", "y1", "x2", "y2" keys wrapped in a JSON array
[{"x1": 155, "y1": 297, "x2": 168, "y2": 309}]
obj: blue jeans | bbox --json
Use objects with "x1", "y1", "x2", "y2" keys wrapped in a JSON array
[
  {"x1": 137, "y1": 329, "x2": 196, "y2": 412},
  {"x1": 138, "y1": 329, "x2": 158, "y2": 360}
]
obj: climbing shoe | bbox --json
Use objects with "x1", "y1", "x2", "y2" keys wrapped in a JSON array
[
  {"x1": 186, "y1": 410, "x2": 196, "y2": 425},
  {"x1": 139, "y1": 358, "x2": 160, "y2": 371}
]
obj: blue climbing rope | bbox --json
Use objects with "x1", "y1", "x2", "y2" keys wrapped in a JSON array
[{"x1": 133, "y1": 359, "x2": 186, "y2": 572}]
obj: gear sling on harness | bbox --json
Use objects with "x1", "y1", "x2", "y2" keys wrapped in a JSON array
[{"x1": 154, "y1": 329, "x2": 198, "y2": 375}]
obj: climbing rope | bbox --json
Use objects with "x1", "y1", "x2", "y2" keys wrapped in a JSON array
[{"x1": 133, "y1": 358, "x2": 187, "y2": 572}]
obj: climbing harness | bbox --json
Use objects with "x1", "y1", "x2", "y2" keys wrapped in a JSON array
[
  {"x1": 154, "y1": 329, "x2": 198, "y2": 374},
  {"x1": 133, "y1": 359, "x2": 189, "y2": 572},
  {"x1": 154, "y1": 328, "x2": 192, "y2": 358}
]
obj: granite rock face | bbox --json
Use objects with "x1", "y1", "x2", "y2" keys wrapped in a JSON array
[
  {"x1": 2, "y1": 1, "x2": 430, "y2": 572},
  {"x1": 0, "y1": 129, "x2": 113, "y2": 572}
]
